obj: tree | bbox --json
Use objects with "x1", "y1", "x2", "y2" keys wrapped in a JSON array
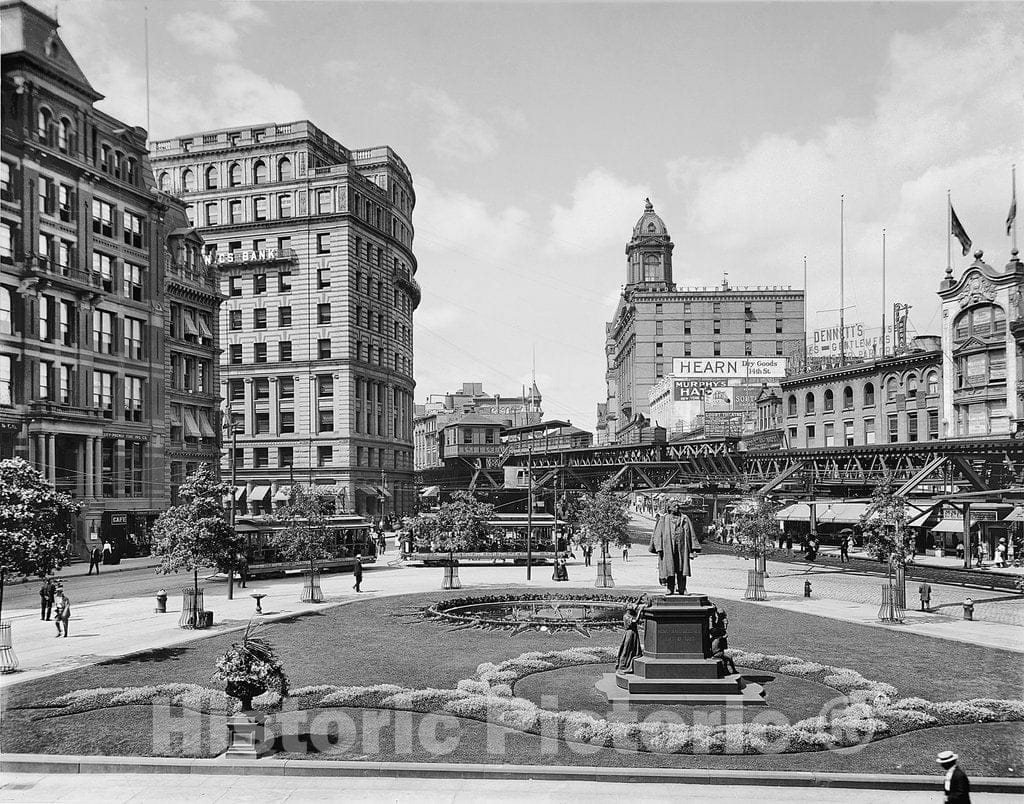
[
  {"x1": 557, "y1": 491, "x2": 583, "y2": 539},
  {"x1": 0, "y1": 457, "x2": 80, "y2": 620},
  {"x1": 410, "y1": 491, "x2": 494, "y2": 557},
  {"x1": 271, "y1": 485, "x2": 337, "y2": 576},
  {"x1": 733, "y1": 493, "x2": 783, "y2": 571},
  {"x1": 859, "y1": 472, "x2": 913, "y2": 610},
  {"x1": 152, "y1": 464, "x2": 237, "y2": 611},
  {"x1": 576, "y1": 479, "x2": 631, "y2": 562}
]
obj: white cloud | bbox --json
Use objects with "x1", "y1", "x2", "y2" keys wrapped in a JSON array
[
  {"x1": 547, "y1": 168, "x2": 653, "y2": 255},
  {"x1": 664, "y1": 5, "x2": 1024, "y2": 334},
  {"x1": 168, "y1": 12, "x2": 241, "y2": 57},
  {"x1": 413, "y1": 86, "x2": 499, "y2": 162}
]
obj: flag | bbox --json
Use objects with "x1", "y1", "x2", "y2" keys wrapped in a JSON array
[
  {"x1": 1008, "y1": 187, "x2": 1017, "y2": 237},
  {"x1": 950, "y1": 204, "x2": 972, "y2": 256}
]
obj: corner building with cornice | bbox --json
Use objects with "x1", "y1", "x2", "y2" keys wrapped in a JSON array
[
  {"x1": 600, "y1": 200, "x2": 805, "y2": 443},
  {"x1": 150, "y1": 122, "x2": 419, "y2": 519}
]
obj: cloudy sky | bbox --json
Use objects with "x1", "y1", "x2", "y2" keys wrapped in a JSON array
[{"x1": 42, "y1": 0, "x2": 1024, "y2": 430}]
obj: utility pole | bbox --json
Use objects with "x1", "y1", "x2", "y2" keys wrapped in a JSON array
[
  {"x1": 226, "y1": 407, "x2": 237, "y2": 601},
  {"x1": 840, "y1": 195, "x2": 846, "y2": 365},
  {"x1": 526, "y1": 435, "x2": 533, "y2": 581}
]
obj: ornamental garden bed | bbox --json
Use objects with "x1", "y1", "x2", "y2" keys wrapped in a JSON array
[{"x1": 1, "y1": 589, "x2": 1022, "y2": 776}]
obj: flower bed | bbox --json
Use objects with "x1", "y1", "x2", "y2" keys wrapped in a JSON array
[{"x1": 37, "y1": 646, "x2": 1024, "y2": 756}]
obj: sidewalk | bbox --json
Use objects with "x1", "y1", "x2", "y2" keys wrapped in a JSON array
[
  {"x1": 3, "y1": 549, "x2": 1022, "y2": 689},
  {"x1": 6, "y1": 769, "x2": 1019, "y2": 803}
]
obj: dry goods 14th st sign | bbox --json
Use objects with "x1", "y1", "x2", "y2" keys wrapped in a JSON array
[{"x1": 671, "y1": 358, "x2": 787, "y2": 379}]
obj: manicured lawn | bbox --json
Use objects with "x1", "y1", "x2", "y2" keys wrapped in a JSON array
[{"x1": 2, "y1": 587, "x2": 1022, "y2": 775}]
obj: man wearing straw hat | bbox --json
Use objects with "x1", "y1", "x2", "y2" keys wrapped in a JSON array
[{"x1": 936, "y1": 750, "x2": 970, "y2": 803}]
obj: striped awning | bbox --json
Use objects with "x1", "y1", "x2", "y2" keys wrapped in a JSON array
[
  {"x1": 234, "y1": 486, "x2": 247, "y2": 500},
  {"x1": 776, "y1": 503, "x2": 811, "y2": 522},
  {"x1": 817, "y1": 503, "x2": 867, "y2": 524},
  {"x1": 1002, "y1": 506, "x2": 1024, "y2": 522},
  {"x1": 931, "y1": 519, "x2": 975, "y2": 533},
  {"x1": 249, "y1": 485, "x2": 271, "y2": 501},
  {"x1": 183, "y1": 410, "x2": 201, "y2": 437},
  {"x1": 198, "y1": 411, "x2": 216, "y2": 438}
]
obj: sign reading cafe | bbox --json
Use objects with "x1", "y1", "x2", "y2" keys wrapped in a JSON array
[{"x1": 671, "y1": 357, "x2": 787, "y2": 379}]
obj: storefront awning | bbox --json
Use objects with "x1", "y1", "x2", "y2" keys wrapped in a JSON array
[
  {"x1": 198, "y1": 411, "x2": 216, "y2": 438},
  {"x1": 817, "y1": 503, "x2": 868, "y2": 524},
  {"x1": 183, "y1": 315, "x2": 199, "y2": 335},
  {"x1": 169, "y1": 407, "x2": 182, "y2": 426},
  {"x1": 183, "y1": 410, "x2": 201, "y2": 437},
  {"x1": 376, "y1": 485, "x2": 392, "y2": 498},
  {"x1": 234, "y1": 486, "x2": 247, "y2": 500},
  {"x1": 420, "y1": 485, "x2": 440, "y2": 497},
  {"x1": 356, "y1": 484, "x2": 378, "y2": 496},
  {"x1": 249, "y1": 485, "x2": 271, "y2": 501},
  {"x1": 776, "y1": 503, "x2": 811, "y2": 522},
  {"x1": 273, "y1": 485, "x2": 292, "y2": 502},
  {"x1": 197, "y1": 317, "x2": 214, "y2": 339},
  {"x1": 931, "y1": 519, "x2": 976, "y2": 533},
  {"x1": 1002, "y1": 506, "x2": 1024, "y2": 522}
]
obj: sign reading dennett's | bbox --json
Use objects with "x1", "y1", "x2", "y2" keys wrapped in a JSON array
[
  {"x1": 671, "y1": 357, "x2": 787, "y2": 379},
  {"x1": 212, "y1": 248, "x2": 293, "y2": 265}
]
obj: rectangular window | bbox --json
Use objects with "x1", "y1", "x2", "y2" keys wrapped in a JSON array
[
  {"x1": 0, "y1": 354, "x2": 12, "y2": 405},
  {"x1": 277, "y1": 271, "x2": 292, "y2": 293},
  {"x1": 744, "y1": 341, "x2": 752, "y2": 356},
  {"x1": 317, "y1": 445, "x2": 333, "y2": 467},
  {"x1": 928, "y1": 410, "x2": 939, "y2": 440},
  {"x1": 0, "y1": 222, "x2": 13, "y2": 263},
  {"x1": 253, "y1": 197, "x2": 267, "y2": 221},
  {"x1": 122, "y1": 210, "x2": 144, "y2": 247},
  {"x1": 38, "y1": 359, "x2": 51, "y2": 399},
  {"x1": 228, "y1": 379, "x2": 244, "y2": 401},
  {"x1": 279, "y1": 410, "x2": 295, "y2": 434},
  {"x1": 279, "y1": 447, "x2": 294, "y2": 467},
  {"x1": 253, "y1": 274, "x2": 267, "y2": 295},
  {"x1": 317, "y1": 232, "x2": 330, "y2": 254},
  {"x1": 888, "y1": 414, "x2": 899, "y2": 443},
  {"x1": 712, "y1": 302, "x2": 721, "y2": 314},
  {"x1": 254, "y1": 413, "x2": 270, "y2": 434},
  {"x1": 279, "y1": 341, "x2": 292, "y2": 361},
  {"x1": 229, "y1": 344, "x2": 242, "y2": 364},
  {"x1": 123, "y1": 317, "x2": 143, "y2": 359},
  {"x1": 864, "y1": 417, "x2": 876, "y2": 445},
  {"x1": 775, "y1": 319, "x2": 783, "y2": 334},
  {"x1": 317, "y1": 267, "x2": 330, "y2": 289},
  {"x1": 59, "y1": 364, "x2": 72, "y2": 404},
  {"x1": 684, "y1": 342, "x2": 691, "y2": 357},
  {"x1": 38, "y1": 294, "x2": 53, "y2": 342},
  {"x1": 713, "y1": 342, "x2": 721, "y2": 356},
  {"x1": 91, "y1": 199, "x2": 114, "y2": 237},
  {"x1": 93, "y1": 370, "x2": 114, "y2": 417},
  {"x1": 713, "y1": 319, "x2": 721, "y2": 334},
  {"x1": 253, "y1": 447, "x2": 269, "y2": 468},
  {"x1": 229, "y1": 199, "x2": 242, "y2": 223},
  {"x1": 317, "y1": 303, "x2": 331, "y2": 324},
  {"x1": 228, "y1": 276, "x2": 242, "y2": 297},
  {"x1": 254, "y1": 378, "x2": 270, "y2": 401},
  {"x1": 92, "y1": 252, "x2": 114, "y2": 292},
  {"x1": 318, "y1": 409, "x2": 334, "y2": 432},
  {"x1": 205, "y1": 202, "x2": 219, "y2": 226},
  {"x1": 655, "y1": 320, "x2": 663, "y2": 336},
  {"x1": 278, "y1": 194, "x2": 292, "y2": 218},
  {"x1": 58, "y1": 301, "x2": 74, "y2": 345},
  {"x1": 316, "y1": 190, "x2": 332, "y2": 215},
  {"x1": 318, "y1": 338, "x2": 331, "y2": 359},
  {"x1": 229, "y1": 310, "x2": 242, "y2": 330},
  {"x1": 92, "y1": 310, "x2": 114, "y2": 353},
  {"x1": 655, "y1": 342, "x2": 663, "y2": 357},
  {"x1": 232, "y1": 448, "x2": 244, "y2": 469},
  {"x1": 806, "y1": 424, "x2": 815, "y2": 445},
  {"x1": 122, "y1": 262, "x2": 144, "y2": 301},
  {"x1": 254, "y1": 342, "x2": 267, "y2": 363},
  {"x1": 824, "y1": 422, "x2": 835, "y2": 447},
  {"x1": 58, "y1": 184, "x2": 74, "y2": 221},
  {"x1": 278, "y1": 306, "x2": 291, "y2": 327},
  {"x1": 907, "y1": 413, "x2": 919, "y2": 442},
  {"x1": 253, "y1": 308, "x2": 267, "y2": 329},
  {"x1": 776, "y1": 341, "x2": 784, "y2": 356},
  {"x1": 124, "y1": 376, "x2": 143, "y2": 421},
  {"x1": 317, "y1": 375, "x2": 333, "y2": 397},
  {"x1": 279, "y1": 377, "x2": 294, "y2": 399},
  {"x1": 775, "y1": 301, "x2": 784, "y2": 315},
  {"x1": 124, "y1": 443, "x2": 144, "y2": 498}
]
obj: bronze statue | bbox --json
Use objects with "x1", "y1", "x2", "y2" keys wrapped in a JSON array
[{"x1": 649, "y1": 503, "x2": 699, "y2": 594}]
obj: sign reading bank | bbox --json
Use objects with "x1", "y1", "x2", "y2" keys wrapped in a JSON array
[{"x1": 671, "y1": 357, "x2": 787, "y2": 379}]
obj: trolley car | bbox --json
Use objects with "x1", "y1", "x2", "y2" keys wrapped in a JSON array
[{"x1": 235, "y1": 513, "x2": 377, "y2": 578}]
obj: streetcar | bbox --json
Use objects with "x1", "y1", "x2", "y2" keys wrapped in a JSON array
[
  {"x1": 408, "y1": 512, "x2": 561, "y2": 565},
  {"x1": 234, "y1": 513, "x2": 377, "y2": 578}
]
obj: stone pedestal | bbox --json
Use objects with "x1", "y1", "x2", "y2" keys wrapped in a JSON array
[
  {"x1": 597, "y1": 595, "x2": 765, "y2": 706},
  {"x1": 225, "y1": 712, "x2": 266, "y2": 759}
]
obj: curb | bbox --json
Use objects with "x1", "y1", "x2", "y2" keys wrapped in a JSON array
[{"x1": 1, "y1": 754, "x2": 1023, "y2": 791}]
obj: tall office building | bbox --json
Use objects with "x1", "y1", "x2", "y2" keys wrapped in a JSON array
[
  {"x1": 150, "y1": 122, "x2": 419, "y2": 518},
  {"x1": 0, "y1": 1, "x2": 220, "y2": 553},
  {"x1": 601, "y1": 200, "x2": 804, "y2": 442}
]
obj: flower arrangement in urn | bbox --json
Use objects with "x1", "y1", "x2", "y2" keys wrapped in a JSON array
[{"x1": 212, "y1": 622, "x2": 289, "y2": 711}]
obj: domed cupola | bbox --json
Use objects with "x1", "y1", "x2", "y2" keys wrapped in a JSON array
[{"x1": 625, "y1": 198, "x2": 675, "y2": 291}]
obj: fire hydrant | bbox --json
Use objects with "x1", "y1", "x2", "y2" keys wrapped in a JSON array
[
  {"x1": 804, "y1": 580, "x2": 812, "y2": 597},
  {"x1": 962, "y1": 598, "x2": 974, "y2": 621},
  {"x1": 155, "y1": 589, "x2": 167, "y2": 614}
]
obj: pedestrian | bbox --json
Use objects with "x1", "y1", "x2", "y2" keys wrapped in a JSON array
[
  {"x1": 839, "y1": 533, "x2": 850, "y2": 564},
  {"x1": 978, "y1": 541, "x2": 988, "y2": 567},
  {"x1": 87, "y1": 545, "x2": 102, "y2": 575},
  {"x1": 955, "y1": 541, "x2": 965, "y2": 561},
  {"x1": 353, "y1": 553, "x2": 363, "y2": 592},
  {"x1": 935, "y1": 750, "x2": 970, "y2": 803},
  {"x1": 805, "y1": 536, "x2": 819, "y2": 562},
  {"x1": 622, "y1": 544, "x2": 629, "y2": 562},
  {"x1": 39, "y1": 578, "x2": 56, "y2": 620},
  {"x1": 376, "y1": 531, "x2": 386, "y2": 555},
  {"x1": 1008, "y1": 539, "x2": 1016, "y2": 566},
  {"x1": 101, "y1": 540, "x2": 113, "y2": 564},
  {"x1": 53, "y1": 588, "x2": 70, "y2": 638},
  {"x1": 918, "y1": 581, "x2": 932, "y2": 612},
  {"x1": 236, "y1": 551, "x2": 248, "y2": 589},
  {"x1": 994, "y1": 538, "x2": 1007, "y2": 569}
]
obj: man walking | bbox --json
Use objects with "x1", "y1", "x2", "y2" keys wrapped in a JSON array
[
  {"x1": 839, "y1": 533, "x2": 851, "y2": 563},
  {"x1": 936, "y1": 750, "x2": 970, "y2": 803},
  {"x1": 87, "y1": 545, "x2": 102, "y2": 575},
  {"x1": 53, "y1": 588, "x2": 71, "y2": 638},
  {"x1": 353, "y1": 553, "x2": 363, "y2": 593},
  {"x1": 919, "y1": 581, "x2": 932, "y2": 612},
  {"x1": 39, "y1": 578, "x2": 56, "y2": 620},
  {"x1": 236, "y1": 551, "x2": 248, "y2": 589}
]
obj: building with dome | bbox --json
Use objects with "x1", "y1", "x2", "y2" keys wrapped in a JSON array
[{"x1": 599, "y1": 199, "x2": 805, "y2": 443}]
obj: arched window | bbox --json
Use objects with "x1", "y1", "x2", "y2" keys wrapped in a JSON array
[
  {"x1": 158, "y1": 172, "x2": 170, "y2": 192},
  {"x1": 100, "y1": 144, "x2": 111, "y2": 172},
  {"x1": 823, "y1": 389, "x2": 834, "y2": 412},
  {"x1": 182, "y1": 168, "x2": 195, "y2": 192},
  {"x1": 113, "y1": 151, "x2": 124, "y2": 178},
  {"x1": 277, "y1": 157, "x2": 292, "y2": 181},
  {"x1": 863, "y1": 382, "x2": 875, "y2": 406},
  {"x1": 787, "y1": 395, "x2": 797, "y2": 416},
  {"x1": 842, "y1": 386, "x2": 853, "y2": 410},
  {"x1": 927, "y1": 371, "x2": 939, "y2": 395},
  {"x1": 205, "y1": 166, "x2": 218, "y2": 190},
  {"x1": 36, "y1": 107, "x2": 52, "y2": 141},
  {"x1": 906, "y1": 374, "x2": 918, "y2": 399},
  {"x1": 57, "y1": 117, "x2": 72, "y2": 152},
  {"x1": 125, "y1": 157, "x2": 136, "y2": 184},
  {"x1": 805, "y1": 392, "x2": 815, "y2": 414},
  {"x1": 953, "y1": 303, "x2": 1006, "y2": 342},
  {"x1": 253, "y1": 160, "x2": 268, "y2": 184},
  {"x1": 886, "y1": 377, "x2": 898, "y2": 402},
  {"x1": 228, "y1": 163, "x2": 242, "y2": 187}
]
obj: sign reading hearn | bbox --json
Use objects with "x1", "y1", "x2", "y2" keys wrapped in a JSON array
[{"x1": 671, "y1": 357, "x2": 787, "y2": 379}]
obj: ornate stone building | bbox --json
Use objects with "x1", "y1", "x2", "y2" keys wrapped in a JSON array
[
  {"x1": 601, "y1": 199, "x2": 804, "y2": 443},
  {"x1": 150, "y1": 122, "x2": 419, "y2": 518},
  {"x1": 0, "y1": 1, "x2": 219, "y2": 553}
]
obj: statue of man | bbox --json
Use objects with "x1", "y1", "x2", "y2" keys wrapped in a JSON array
[{"x1": 649, "y1": 503, "x2": 698, "y2": 594}]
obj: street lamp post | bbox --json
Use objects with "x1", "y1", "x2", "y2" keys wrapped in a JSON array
[{"x1": 225, "y1": 408, "x2": 238, "y2": 601}]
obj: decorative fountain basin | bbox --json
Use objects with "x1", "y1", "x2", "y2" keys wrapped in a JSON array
[{"x1": 425, "y1": 594, "x2": 634, "y2": 636}]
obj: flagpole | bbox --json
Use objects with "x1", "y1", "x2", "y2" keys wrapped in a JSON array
[
  {"x1": 881, "y1": 228, "x2": 886, "y2": 358},
  {"x1": 802, "y1": 255, "x2": 807, "y2": 369},
  {"x1": 947, "y1": 190, "x2": 952, "y2": 273},
  {"x1": 1012, "y1": 164, "x2": 1018, "y2": 253},
  {"x1": 840, "y1": 195, "x2": 845, "y2": 365}
]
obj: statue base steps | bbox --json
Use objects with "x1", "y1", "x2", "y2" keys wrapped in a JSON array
[{"x1": 596, "y1": 672, "x2": 767, "y2": 706}]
